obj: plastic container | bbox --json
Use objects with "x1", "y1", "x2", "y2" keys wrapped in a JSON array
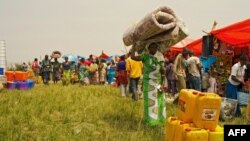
[
  {"x1": 193, "y1": 93, "x2": 222, "y2": 131},
  {"x1": 15, "y1": 71, "x2": 28, "y2": 81},
  {"x1": 174, "y1": 121, "x2": 194, "y2": 141},
  {"x1": 183, "y1": 127, "x2": 208, "y2": 141},
  {"x1": 165, "y1": 117, "x2": 179, "y2": 141},
  {"x1": 17, "y1": 81, "x2": 28, "y2": 90},
  {"x1": 27, "y1": 80, "x2": 35, "y2": 89},
  {"x1": 5, "y1": 71, "x2": 15, "y2": 81},
  {"x1": 7, "y1": 81, "x2": 17, "y2": 89},
  {"x1": 208, "y1": 125, "x2": 224, "y2": 141},
  {"x1": 0, "y1": 67, "x2": 3, "y2": 75},
  {"x1": 177, "y1": 89, "x2": 199, "y2": 122}
]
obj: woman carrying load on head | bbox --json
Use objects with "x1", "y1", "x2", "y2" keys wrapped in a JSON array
[{"x1": 131, "y1": 42, "x2": 166, "y2": 126}]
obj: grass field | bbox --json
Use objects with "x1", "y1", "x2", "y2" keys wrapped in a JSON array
[{"x1": 0, "y1": 84, "x2": 249, "y2": 141}]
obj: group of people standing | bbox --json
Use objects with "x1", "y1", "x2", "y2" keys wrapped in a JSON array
[
  {"x1": 31, "y1": 55, "x2": 62, "y2": 85},
  {"x1": 166, "y1": 48, "x2": 250, "y2": 118},
  {"x1": 165, "y1": 48, "x2": 203, "y2": 97},
  {"x1": 29, "y1": 54, "x2": 120, "y2": 86},
  {"x1": 26, "y1": 45, "x2": 249, "y2": 127}
]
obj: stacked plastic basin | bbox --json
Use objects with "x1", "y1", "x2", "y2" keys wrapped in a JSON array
[
  {"x1": 5, "y1": 71, "x2": 15, "y2": 81},
  {"x1": 5, "y1": 71, "x2": 35, "y2": 90},
  {"x1": 165, "y1": 89, "x2": 223, "y2": 141},
  {"x1": 6, "y1": 81, "x2": 17, "y2": 89}
]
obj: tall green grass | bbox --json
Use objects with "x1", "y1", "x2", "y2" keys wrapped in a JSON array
[
  {"x1": 0, "y1": 84, "x2": 249, "y2": 141},
  {"x1": 0, "y1": 85, "x2": 162, "y2": 141}
]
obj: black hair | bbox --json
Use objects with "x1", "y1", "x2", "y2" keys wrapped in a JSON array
[
  {"x1": 148, "y1": 42, "x2": 158, "y2": 48},
  {"x1": 182, "y1": 48, "x2": 189, "y2": 58},
  {"x1": 80, "y1": 58, "x2": 85, "y2": 61},
  {"x1": 120, "y1": 55, "x2": 125, "y2": 61}
]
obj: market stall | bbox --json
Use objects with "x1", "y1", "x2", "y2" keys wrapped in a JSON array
[{"x1": 186, "y1": 18, "x2": 250, "y2": 96}]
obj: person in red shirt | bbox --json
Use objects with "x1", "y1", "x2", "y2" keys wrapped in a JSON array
[{"x1": 32, "y1": 58, "x2": 40, "y2": 82}]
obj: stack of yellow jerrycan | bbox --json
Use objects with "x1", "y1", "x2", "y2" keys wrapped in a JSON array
[{"x1": 165, "y1": 89, "x2": 224, "y2": 141}]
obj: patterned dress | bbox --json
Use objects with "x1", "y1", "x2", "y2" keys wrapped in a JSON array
[
  {"x1": 78, "y1": 62, "x2": 89, "y2": 85},
  {"x1": 141, "y1": 53, "x2": 166, "y2": 126},
  {"x1": 62, "y1": 61, "x2": 71, "y2": 86},
  {"x1": 52, "y1": 61, "x2": 61, "y2": 83}
]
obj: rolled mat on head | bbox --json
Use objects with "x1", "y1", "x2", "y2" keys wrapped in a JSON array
[
  {"x1": 133, "y1": 20, "x2": 188, "y2": 54},
  {"x1": 123, "y1": 6, "x2": 188, "y2": 53},
  {"x1": 123, "y1": 6, "x2": 177, "y2": 46},
  {"x1": 51, "y1": 51, "x2": 62, "y2": 58}
]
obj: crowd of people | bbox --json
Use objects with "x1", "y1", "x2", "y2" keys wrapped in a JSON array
[
  {"x1": 19, "y1": 44, "x2": 250, "y2": 126},
  {"x1": 27, "y1": 54, "x2": 118, "y2": 86}
]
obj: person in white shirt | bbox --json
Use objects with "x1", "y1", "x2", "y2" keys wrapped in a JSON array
[
  {"x1": 225, "y1": 54, "x2": 248, "y2": 117},
  {"x1": 186, "y1": 51, "x2": 202, "y2": 91}
]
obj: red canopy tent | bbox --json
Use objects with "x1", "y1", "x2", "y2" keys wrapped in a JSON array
[
  {"x1": 186, "y1": 18, "x2": 250, "y2": 57},
  {"x1": 99, "y1": 51, "x2": 109, "y2": 59},
  {"x1": 170, "y1": 37, "x2": 194, "y2": 51},
  {"x1": 186, "y1": 38, "x2": 202, "y2": 56},
  {"x1": 167, "y1": 37, "x2": 194, "y2": 58}
]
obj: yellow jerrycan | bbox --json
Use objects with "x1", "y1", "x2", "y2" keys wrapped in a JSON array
[
  {"x1": 193, "y1": 93, "x2": 222, "y2": 131},
  {"x1": 208, "y1": 125, "x2": 224, "y2": 141},
  {"x1": 183, "y1": 127, "x2": 208, "y2": 141},
  {"x1": 177, "y1": 89, "x2": 199, "y2": 122},
  {"x1": 165, "y1": 117, "x2": 179, "y2": 141},
  {"x1": 174, "y1": 121, "x2": 194, "y2": 141}
]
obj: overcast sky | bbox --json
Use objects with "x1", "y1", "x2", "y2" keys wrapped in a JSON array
[{"x1": 0, "y1": 0, "x2": 249, "y2": 63}]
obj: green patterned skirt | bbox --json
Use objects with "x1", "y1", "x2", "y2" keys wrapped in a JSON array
[
  {"x1": 62, "y1": 70, "x2": 71, "y2": 85},
  {"x1": 143, "y1": 78, "x2": 166, "y2": 126}
]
